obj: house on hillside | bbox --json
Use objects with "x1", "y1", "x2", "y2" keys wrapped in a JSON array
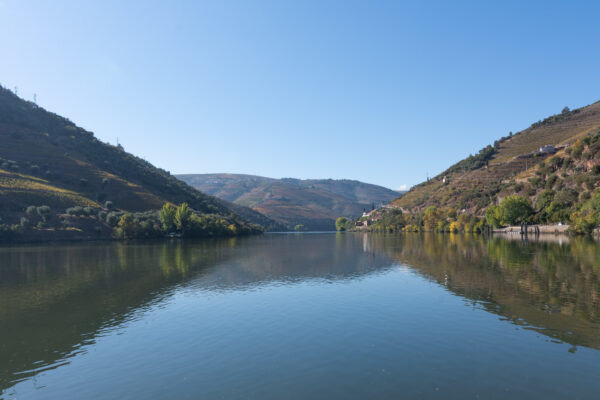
[
  {"x1": 538, "y1": 145, "x2": 557, "y2": 154},
  {"x1": 518, "y1": 144, "x2": 562, "y2": 159},
  {"x1": 355, "y1": 219, "x2": 371, "y2": 227},
  {"x1": 362, "y1": 209, "x2": 377, "y2": 218}
]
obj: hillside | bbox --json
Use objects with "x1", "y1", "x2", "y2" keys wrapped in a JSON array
[
  {"x1": 0, "y1": 86, "x2": 278, "y2": 240},
  {"x1": 177, "y1": 173, "x2": 400, "y2": 230},
  {"x1": 393, "y1": 101, "x2": 600, "y2": 215}
]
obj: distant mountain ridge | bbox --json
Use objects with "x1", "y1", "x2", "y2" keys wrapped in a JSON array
[{"x1": 177, "y1": 173, "x2": 400, "y2": 230}]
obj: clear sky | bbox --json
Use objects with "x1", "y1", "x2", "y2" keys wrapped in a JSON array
[{"x1": 1, "y1": 1, "x2": 600, "y2": 190}]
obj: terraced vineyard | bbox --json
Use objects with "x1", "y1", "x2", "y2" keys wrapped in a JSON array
[{"x1": 395, "y1": 100, "x2": 600, "y2": 213}]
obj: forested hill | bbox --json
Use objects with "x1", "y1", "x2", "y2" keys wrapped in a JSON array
[
  {"x1": 0, "y1": 85, "x2": 279, "y2": 240},
  {"x1": 393, "y1": 101, "x2": 600, "y2": 217},
  {"x1": 177, "y1": 173, "x2": 401, "y2": 230}
]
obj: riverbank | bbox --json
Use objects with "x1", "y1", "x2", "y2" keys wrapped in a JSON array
[{"x1": 493, "y1": 224, "x2": 570, "y2": 235}]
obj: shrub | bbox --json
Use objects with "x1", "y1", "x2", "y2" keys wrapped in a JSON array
[
  {"x1": 448, "y1": 221, "x2": 460, "y2": 233},
  {"x1": 66, "y1": 206, "x2": 84, "y2": 216},
  {"x1": 513, "y1": 182, "x2": 524, "y2": 193},
  {"x1": 26, "y1": 205, "x2": 37, "y2": 217},
  {"x1": 529, "y1": 177, "x2": 543, "y2": 188},
  {"x1": 549, "y1": 156, "x2": 563, "y2": 171},
  {"x1": 36, "y1": 205, "x2": 52, "y2": 222},
  {"x1": 335, "y1": 217, "x2": 348, "y2": 231},
  {"x1": 106, "y1": 211, "x2": 122, "y2": 226},
  {"x1": 546, "y1": 174, "x2": 559, "y2": 189},
  {"x1": 536, "y1": 190, "x2": 554, "y2": 211},
  {"x1": 581, "y1": 191, "x2": 592, "y2": 201}
]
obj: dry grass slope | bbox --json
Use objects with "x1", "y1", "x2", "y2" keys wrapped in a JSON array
[{"x1": 395, "y1": 101, "x2": 600, "y2": 213}]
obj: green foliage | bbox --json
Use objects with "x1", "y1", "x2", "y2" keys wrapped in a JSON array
[
  {"x1": 546, "y1": 174, "x2": 559, "y2": 189},
  {"x1": 570, "y1": 190, "x2": 600, "y2": 234},
  {"x1": 485, "y1": 205, "x2": 501, "y2": 228},
  {"x1": 175, "y1": 203, "x2": 192, "y2": 232},
  {"x1": 498, "y1": 195, "x2": 533, "y2": 225},
  {"x1": 444, "y1": 145, "x2": 496, "y2": 175},
  {"x1": 106, "y1": 211, "x2": 122, "y2": 226},
  {"x1": 528, "y1": 176, "x2": 543, "y2": 189},
  {"x1": 370, "y1": 209, "x2": 408, "y2": 232},
  {"x1": 294, "y1": 224, "x2": 305, "y2": 232},
  {"x1": 530, "y1": 106, "x2": 578, "y2": 128},
  {"x1": 116, "y1": 213, "x2": 136, "y2": 239},
  {"x1": 423, "y1": 206, "x2": 442, "y2": 231},
  {"x1": 335, "y1": 217, "x2": 348, "y2": 231},
  {"x1": 535, "y1": 190, "x2": 554, "y2": 211},
  {"x1": 159, "y1": 204, "x2": 176, "y2": 232}
]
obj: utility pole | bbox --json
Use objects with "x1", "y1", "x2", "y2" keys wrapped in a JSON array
[{"x1": 14, "y1": 86, "x2": 18, "y2": 96}]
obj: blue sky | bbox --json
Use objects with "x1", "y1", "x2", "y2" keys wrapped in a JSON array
[{"x1": 1, "y1": 0, "x2": 600, "y2": 190}]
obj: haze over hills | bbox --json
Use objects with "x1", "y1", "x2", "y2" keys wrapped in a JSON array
[
  {"x1": 0, "y1": 86, "x2": 280, "y2": 240},
  {"x1": 177, "y1": 173, "x2": 401, "y2": 230}
]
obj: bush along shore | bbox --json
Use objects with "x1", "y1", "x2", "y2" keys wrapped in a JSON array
[
  {"x1": 0, "y1": 202, "x2": 263, "y2": 244},
  {"x1": 336, "y1": 189, "x2": 600, "y2": 236}
]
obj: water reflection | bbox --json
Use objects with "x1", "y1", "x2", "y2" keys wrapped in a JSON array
[
  {"x1": 369, "y1": 234, "x2": 600, "y2": 349},
  {"x1": 0, "y1": 235, "x2": 391, "y2": 393},
  {"x1": 1, "y1": 233, "x2": 599, "y2": 396}
]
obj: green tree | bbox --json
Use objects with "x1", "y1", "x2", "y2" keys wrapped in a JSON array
[
  {"x1": 499, "y1": 195, "x2": 533, "y2": 225},
  {"x1": 423, "y1": 206, "x2": 442, "y2": 231},
  {"x1": 175, "y1": 203, "x2": 192, "y2": 233},
  {"x1": 159, "y1": 203, "x2": 176, "y2": 232},
  {"x1": 117, "y1": 213, "x2": 136, "y2": 239},
  {"x1": 485, "y1": 205, "x2": 501, "y2": 228},
  {"x1": 570, "y1": 190, "x2": 600, "y2": 234},
  {"x1": 335, "y1": 217, "x2": 348, "y2": 231},
  {"x1": 294, "y1": 224, "x2": 305, "y2": 232}
]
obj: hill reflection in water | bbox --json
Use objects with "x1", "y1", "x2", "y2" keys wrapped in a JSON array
[{"x1": 1, "y1": 233, "x2": 599, "y2": 398}]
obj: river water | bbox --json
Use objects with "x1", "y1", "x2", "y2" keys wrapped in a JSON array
[{"x1": 1, "y1": 233, "x2": 599, "y2": 399}]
